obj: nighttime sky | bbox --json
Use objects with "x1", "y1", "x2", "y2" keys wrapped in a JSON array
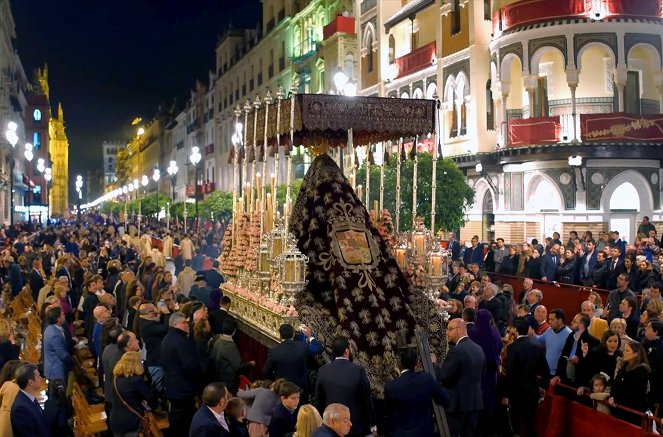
[{"x1": 12, "y1": 0, "x2": 261, "y2": 200}]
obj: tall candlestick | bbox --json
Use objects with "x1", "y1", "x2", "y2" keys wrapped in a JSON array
[
  {"x1": 379, "y1": 142, "x2": 385, "y2": 213},
  {"x1": 365, "y1": 145, "x2": 370, "y2": 206},
  {"x1": 395, "y1": 138, "x2": 402, "y2": 233},
  {"x1": 357, "y1": 185, "x2": 363, "y2": 202},
  {"x1": 412, "y1": 135, "x2": 418, "y2": 227}
]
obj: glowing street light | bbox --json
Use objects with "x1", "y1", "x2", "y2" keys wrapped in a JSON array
[
  {"x1": 190, "y1": 146, "x2": 202, "y2": 229},
  {"x1": 167, "y1": 160, "x2": 178, "y2": 202}
]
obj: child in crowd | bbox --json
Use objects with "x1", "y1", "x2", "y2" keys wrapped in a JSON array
[
  {"x1": 577, "y1": 373, "x2": 611, "y2": 415},
  {"x1": 226, "y1": 397, "x2": 249, "y2": 437}
]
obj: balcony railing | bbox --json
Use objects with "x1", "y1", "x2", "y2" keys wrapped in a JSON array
[
  {"x1": 505, "y1": 112, "x2": 663, "y2": 147},
  {"x1": 292, "y1": 38, "x2": 320, "y2": 63},
  {"x1": 323, "y1": 16, "x2": 356, "y2": 40},
  {"x1": 493, "y1": 0, "x2": 663, "y2": 35},
  {"x1": 391, "y1": 41, "x2": 436, "y2": 80}
]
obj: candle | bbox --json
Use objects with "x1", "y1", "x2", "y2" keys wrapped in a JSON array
[
  {"x1": 270, "y1": 172, "x2": 276, "y2": 197},
  {"x1": 414, "y1": 234, "x2": 425, "y2": 255},
  {"x1": 256, "y1": 172, "x2": 262, "y2": 193},
  {"x1": 272, "y1": 237, "x2": 283, "y2": 258},
  {"x1": 349, "y1": 175, "x2": 355, "y2": 188},
  {"x1": 260, "y1": 251, "x2": 269, "y2": 272},
  {"x1": 395, "y1": 248, "x2": 407, "y2": 269},
  {"x1": 357, "y1": 185, "x2": 363, "y2": 202},
  {"x1": 284, "y1": 259, "x2": 296, "y2": 282},
  {"x1": 373, "y1": 200, "x2": 378, "y2": 214},
  {"x1": 265, "y1": 193, "x2": 273, "y2": 232},
  {"x1": 430, "y1": 256, "x2": 442, "y2": 276}
]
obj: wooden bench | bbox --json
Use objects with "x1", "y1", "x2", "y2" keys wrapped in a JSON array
[{"x1": 71, "y1": 382, "x2": 107, "y2": 436}]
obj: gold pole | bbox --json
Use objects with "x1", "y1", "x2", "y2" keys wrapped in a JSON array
[
  {"x1": 431, "y1": 94, "x2": 441, "y2": 235},
  {"x1": 285, "y1": 82, "x2": 297, "y2": 232},
  {"x1": 262, "y1": 91, "x2": 272, "y2": 211},
  {"x1": 274, "y1": 84, "x2": 285, "y2": 214},
  {"x1": 349, "y1": 128, "x2": 355, "y2": 189},
  {"x1": 379, "y1": 142, "x2": 385, "y2": 213},
  {"x1": 364, "y1": 145, "x2": 370, "y2": 206},
  {"x1": 412, "y1": 135, "x2": 418, "y2": 227},
  {"x1": 243, "y1": 99, "x2": 251, "y2": 213},
  {"x1": 395, "y1": 138, "x2": 402, "y2": 233},
  {"x1": 251, "y1": 95, "x2": 261, "y2": 215},
  {"x1": 232, "y1": 104, "x2": 242, "y2": 246}
]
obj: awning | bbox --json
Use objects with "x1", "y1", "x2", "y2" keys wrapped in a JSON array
[{"x1": 384, "y1": 0, "x2": 435, "y2": 32}]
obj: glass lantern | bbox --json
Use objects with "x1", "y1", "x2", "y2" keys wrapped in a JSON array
[
  {"x1": 269, "y1": 219, "x2": 285, "y2": 270},
  {"x1": 427, "y1": 242, "x2": 449, "y2": 299},
  {"x1": 277, "y1": 234, "x2": 308, "y2": 306},
  {"x1": 411, "y1": 217, "x2": 430, "y2": 259}
]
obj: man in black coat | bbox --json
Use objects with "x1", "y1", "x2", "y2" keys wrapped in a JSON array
[
  {"x1": 189, "y1": 382, "x2": 231, "y2": 437},
  {"x1": 209, "y1": 296, "x2": 234, "y2": 335},
  {"x1": 384, "y1": 347, "x2": 448, "y2": 437},
  {"x1": 315, "y1": 336, "x2": 376, "y2": 437},
  {"x1": 204, "y1": 260, "x2": 225, "y2": 290},
  {"x1": 161, "y1": 312, "x2": 203, "y2": 436},
  {"x1": 10, "y1": 363, "x2": 50, "y2": 437},
  {"x1": 435, "y1": 318, "x2": 485, "y2": 437},
  {"x1": 263, "y1": 324, "x2": 311, "y2": 401},
  {"x1": 504, "y1": 317, "x2": 550, "y2": 437},
  {"x1": 552, "y1": 313, "x2": 599, "y2": 387},
  {"x1": 605, "y1": 246, "x2": 626, "y2": 290}
]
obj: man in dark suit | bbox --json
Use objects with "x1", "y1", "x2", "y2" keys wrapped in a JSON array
[
  {"x1": 605, "y1": 246, "x2": 626, "y2": 290},
  {"x1": 312, "y1": 403, "x2": 353, "y2": 437},
  {"x1": 210, "y1": 296, "x2": 234, "y2": 335},
  {"x1": 448, "y1": 232, "x2": 462, "y2": 261},
  {"x1": 10, "y1": 363, "x2": 50, "y2": 437},
  {"x1": 463, "y1": 235, "x2": 484, "y2": 268},
  {"x1": 161, "y1": 312, "x2": 203, "y2": 436},
  {"x1": 435, "y1": 319, "x2": 485, "y2": 437},
  {"x1": 504, "y1": 317, "x2": 550, "y2": 437},
  {"x1": 384, "y1": 347, "x2": 448, "y2": 437},
  {"x1": 552, "y1": 313, "x2": 599, "y2": 387},
  {"x1": 540, "y1": 244, "x2": 560, "y2": 282},
  {"x1": 263, "y1": 324, "x2": 313, "y2": 401},
  {"x1": 189, "y1": 382, "x2": 231, "y2": 437},
  {"x1": 204, "y1": 260, "x2": 225, "y2": 290},
  {"x1": 315, "y1": 336, "x2": 376, "y2": 437},
  {"x1": 578, "y1": 240, "x2": 598, "y2": 285},
  {"x1": 29, "y1": 259, "x2": 45, "y2": 301}
]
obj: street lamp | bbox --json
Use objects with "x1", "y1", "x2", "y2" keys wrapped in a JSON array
[
  {"x1": 5, "y1": 122, "x2": 18, "y2": 226},
  {"x1": 44, "y1": 167, "x2": 51, "y2": 223},
  {"x1": 167, "y1": 160, "x2": 178, "y2": 202},
  {"x1": 190, "y1": 146, "x2": 202, "y2": 230},
  {"x1": 36, "y1": 158, "x2": 45, "y2": 224},
  {"x1": 75, "y1": 175, "x2": 83, "y2": 223},
  {"x1": 153, "y1": 168, "x2": 161, "y2": 220},
  {"x1": 24, "y1": 143, "x2": 33, "y2": 222},
  {"x1": 333, "y1": 69, "x2": 357, "y2": 96}
]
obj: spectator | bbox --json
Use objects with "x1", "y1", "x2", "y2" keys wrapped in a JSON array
[
  {"x1": 204, "y1": 260, "x2": 225, "y2": 290},
  {"x1": 588, "y1": 251, "x2": 609, "y2": 289},
  {"x1": 110, "y1": 351, "x2": 156, "y2": 436},
  {"x1": 0, "y1": 321, "x2": 19, "y2": 372},
  {"x1": 43, "y1": 306, "x2": 73, "y2": 383},
  {"x1": 312, "y1": 403, "x2": 352, "y2": 437},
  {"x1": 501, "y1": 246, "x2": 519, "y2": 276},
  {"x1": 553, "y1": 313, "x2": 599, "y2": 386},
  {"x1": 588, "y1": 291, "x2": 605, "y2": 318},
  {"x1": 540, "y1": 244, "x2": 561, "y2": 282},
  {"x1": 524, "y1": 248, "x2": 542, "y2": 280},
  {"x1": 263, "y1": 324, "x2": 312, "y2": 402},
  {"x1": 638, "y1": 216, "x2": 656, "y2": 237},
  {"x1": 619, "y1": 296, "x2": 639, "y2": 339},
  {"x1": 643, "y1": 321, "x2": 663, "y2": 411},
  {"x1": 641, "y1": 282, "x2": 662, "y2": 316},
  {"x1": 269, "y1": 381, "x2": 301, "y2": 437},
  {"x1": 609, "y1": 341, "x2": 650, "y2": 424},
  {"x1": 623, "y1": 256, "x2": 640, "y2": 291},
  {"x1": 557, "y1": 248, "x2": 578, "y2": 285},
  {"x1": 604, "y1": 274, "x2": 635, "y2": 322},
  {"x1": 9, "y1": 363, "x2": 48, "y2": 437},
  {"x1": 517, "y1": 278, "x2": 534, "y2": 306},
  {"x1": 479, "y1": 284, "x2": 507, "y2": 334},
  {"x1": 609, "y1": 318, "x2": 634, "y2": 351},
  {"x1": 579, "y1": 240, "x2": 598, "y2": 286},
  {"x1": 504, "y1": 317, "x2": 550, "y2": 437},
  {"x1": 463, "y1": 236, "x2": 484, "y2": 268},
  {"x1": 226, "y1": 397, "x2": 249, "y2": 437},
  {"x1": 315, "y1": 336, "x2": 376, "y2": 437},
  {"x1": 493, "y1": 238, "x2": 507, "y2": 273},
  {"x1": 636, "y1": 260, "x2": 656, "y2": 293},
  {"x1": 606, "y1": 247, "x2": 626, "y2": 290},
  {"x1": 532, "y1": 305, "x2": 550, "y2": 335},
  {"x1": 535, "y1": 309, "x2": 572, "y2": 376},
  {"x1": 384, "y1": 347, "x2": 448, "y2": 436},
  {"x1": 211, "y1": 318, "x2": 255, "y2": 392},
  {"x1": 448, "y1": 232, "x2": 461, "y2": 261},
  {"x1": 525, "y1": 289, "x2": 543, "y2": 315},
  {"x1": 100, "y1": 324, "x2": 125, "y2": 411},
  {"x1": 577, "y1": 373, "x2": 611, "y2": 415},
  {"x1": 161, "y1": 312, "x2": 202, "y2": 435},
  {"x1": 580, "y1": 300, "x2": 608, "y2": 340},
  {"x1": 237, "y1": 379, "x2": 282, "y2": 436},
  {"x1": 576, "y1": 329, "x2": 621, "y2": 390},
  {"x1": 610, "y1": 231, "x2": 627, "y2": 261},
  {"x1": 294, "y1": 404, "x2": 323, "y2": 437},
  {"x1": 210, "y1": 296, "x2": 234, "y2": 335},
  {"x1": 189, "y1": 382, "x2": 231, "y2": 436}
]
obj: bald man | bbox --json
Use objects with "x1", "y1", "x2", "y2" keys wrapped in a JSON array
[
  {"x1": 580, "y1": 300, "x2": 608, "y2": 340},
  {"x1": 435, "y1": 319, "x2": 485, "y2": 437}
]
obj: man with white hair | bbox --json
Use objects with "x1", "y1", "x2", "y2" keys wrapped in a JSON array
[
  {"x1": 463, "y1": 295, "x2": 477, "y2": 309},
  {"x1": 580, "y1": 300, "x2": 608, "y2": 340},
  {"x1": 312, "y1": 403, "x2": 352, "y2": 437},
  {"x1": 479, "y1": 283, "x2": 507, "y2": 334}
]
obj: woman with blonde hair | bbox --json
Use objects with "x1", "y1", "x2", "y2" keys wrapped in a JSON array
[
  {"x1": 293, "y1": 404, "x2": 323, "y2": 437},
  {"x1": 110, "y1": 351, "x2": 155, "y2": 436},
  {"x1": 610, "y1": 318, "x2": 633, "y2": 351},
  {"x1": 588, "y1": 291, "x2": 604, "y2": 318},
  {"x1": 0, "y1": 360, "x2": 24, "y2": 437},
  {"x1": 0, "y1": 320, "x2": 19, "y2": 371}
]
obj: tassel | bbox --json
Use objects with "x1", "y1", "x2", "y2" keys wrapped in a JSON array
[
  {"x1": 368, "y1": 146, "x2": 375, "y2": 165},
  {"x1": 409, "y1": 138, "x2": 417, "y2": 160},
  {"x1": 400, "y1": 142, "x2": 406, "y2": 162}
]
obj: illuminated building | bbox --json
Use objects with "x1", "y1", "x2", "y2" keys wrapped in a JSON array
[{"x1": 49, "y1": 103, "x2": 69, "y2": 217}]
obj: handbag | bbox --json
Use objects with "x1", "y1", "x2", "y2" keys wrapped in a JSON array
[{"x1": 114, "y1": 376, "x2": 151, "y2": 436}]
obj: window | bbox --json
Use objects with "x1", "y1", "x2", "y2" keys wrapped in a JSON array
[
  {"x1": 33, "y1": 109, "x2": 42, "y2": 122},
  {"x1": 532, "y1": 76, "x2": 549, "y2": 118},
  {"x1": 486, "y1": 79, "x2": 495, "y2": 130},
  {"x1": 33, "y1": 132, "x2": 41, "y2": 150},
  {"x1": 451, "y1": 0, "x2": 461, "y2": 34},
  {"x1": 624, "y1": 71, "x2": 641, "y2": 114},
  {"x1": 367, "y1": 35, "x2": 374, "y2": 73}
]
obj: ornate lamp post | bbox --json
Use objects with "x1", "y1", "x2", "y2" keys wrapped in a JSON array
[
  {"x1": 139, "y1": 174, "x2": 147, "y2": 232},
  {"x1": 24, "y1": 143, "x2": 33, "y2": 222},
  {"x1": 36, "y1": 158, "x2": 45, "y2": 224},
  {"x1": 4, "y1": 122, "x2": 18, "y2": 226},
  {"x1": 189, "y1": 146, "x2": 202, "y2": 230},
  {"x1": 167, "y1": 160, "x2": 178, "y2": 201},
  {"x1": 153, "y1": 168, "x2": 161, "y2": 220},
  {"x1": 75, "y1": 175, "x2": 83, "y2": 223},
  {"x1": 43, "y1": 167, "x2": 52, "y2": 223}
]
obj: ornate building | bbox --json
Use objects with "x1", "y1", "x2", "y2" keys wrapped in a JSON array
[
  {"x1": 355, "y1": 0, "x2": 663, "y2": 243},
  {"x1": 49, "y1": 103, "x2": 69, "y2": 216}
]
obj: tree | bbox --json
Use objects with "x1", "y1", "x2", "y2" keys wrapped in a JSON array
[
  {"x1": 356, "y1": 152, "x2": 474, "y2": 233},
  {"x1": 203, "y1": 191, "x2": 234, "y2": 222}
]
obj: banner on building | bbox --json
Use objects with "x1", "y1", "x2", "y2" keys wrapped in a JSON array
[
  {"x1": 580, "y1": 113, "x2": 663, "y2": 142},
  {"x1": 508, "y1": 116, "x2": 561, "y2": 147}
]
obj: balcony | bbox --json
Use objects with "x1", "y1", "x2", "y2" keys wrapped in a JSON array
[
  {"x1": 493, "y1": 0, "x2": 663, "y2": 35},
  {"x1": 323, "y1": 16, "x2": 356, "y2": 40},
  {"x1": 292, "y1": 38, "x2": 320, "y2": 64},
  {"x1": 391, "y1": 41, "x2": 436, "y2": 80},
  {"x1": 203, "y1": 182, "x2": 216, "y2": 194},
  {"x1": 506, "y1": 112, "x2": 663, "y2": 147}
]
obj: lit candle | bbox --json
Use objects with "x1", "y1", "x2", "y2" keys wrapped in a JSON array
[
  {"x1": 270, "y1": 172, "x2": 276, "y2": 197},
  {"x1": 256, "y1": 172, "x2": 262, "y2": 193},
  {"x1": 349, "y1": 175, "x2": 355, "y2": 188},
  {"x1": 395, "y1": 247, "x2": 407, "y2": 269},
  {"x1": 357, "y1": 185, "x2": 363, "y2": 202},
  {"x1": 414, "y1": 235, "x2": 425, "y2": 255},
  {"x1": 285, "y1": 259, "x2": 296, "y2": 282},
  {"x1": 430, "y1": 256, "x2": 442, "y2": 276},
  {"x1": 373, "y1": 200, "x2": 378, "y2": 214}
]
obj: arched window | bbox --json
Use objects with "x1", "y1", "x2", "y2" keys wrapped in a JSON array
[
  {"x1": 367, "y1": 34, "x2": 374, "y2": 73},
  {"x1": 33, "y1": 109, "x2": 42, "y2": 122}
]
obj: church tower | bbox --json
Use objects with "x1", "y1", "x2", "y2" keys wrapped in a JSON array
[{"x1": 49, "y1": 103, "x2": 69, "y2": 216}]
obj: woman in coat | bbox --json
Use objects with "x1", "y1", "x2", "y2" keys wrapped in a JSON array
[
  {"x1": 0, "y1": 360, "x2": 23, "y2": 437},
  {"x1": 556, "y1": 249, "x2": 578, "y2": 285},
  {"x1": 111, "y1": 351, "x2": 156, "y2": 436},
  {"x1": 609, "y1": 340, "x2": 651, "y2": 425}
]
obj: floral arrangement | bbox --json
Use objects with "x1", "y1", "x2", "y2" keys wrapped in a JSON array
[
  {"x1": 220, "y1": 225, "x2": 235, "y2": 276},
  {"x1": 244, "y1": 211, "x2": 262, "y2": 272}
]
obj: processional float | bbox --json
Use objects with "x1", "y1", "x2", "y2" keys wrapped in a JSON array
[{"x1": 220, "y1": 84, "x2": 453, "y2": 403}]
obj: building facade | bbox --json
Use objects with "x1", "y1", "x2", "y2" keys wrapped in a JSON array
[
  {"x1": 102, "y1": 141, "x2": 123, "y2": 189},
  {"x1": 49, "y1": 103, "x2": 69, "y2": 217}
]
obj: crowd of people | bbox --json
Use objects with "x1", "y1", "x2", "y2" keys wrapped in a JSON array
[{"x1": 0, "y1": 215, "x2": 662, "y2": 437}]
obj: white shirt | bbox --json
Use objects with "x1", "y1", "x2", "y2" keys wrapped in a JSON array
[{"x1": 207, "y1": 407, "x2": 229, "y2": 431}]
